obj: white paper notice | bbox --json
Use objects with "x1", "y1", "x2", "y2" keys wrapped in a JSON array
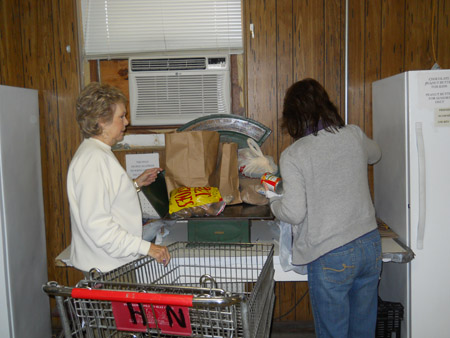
[
  {"x1": 418, "y1": 73, "x2": 450, "y2": 109},
  {"x1": 125, "y1": 153, "x2": 161, "y2": 218},
  {"x1": 435, "y1": 107, "x2": 450, "y2": 127},
  {"x1": 125, "y1": 153, "x2": 160, "y2": 178}
]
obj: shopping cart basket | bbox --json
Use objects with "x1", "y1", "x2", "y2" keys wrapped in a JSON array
[{"x1": 44, "y1": 242, "x2": 275, "y2": 338}]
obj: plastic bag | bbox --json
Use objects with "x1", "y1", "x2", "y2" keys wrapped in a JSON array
[
  {"x1": 278, "y1": 221, "x2": 307, "y2": 275},
  {"x1": 238, "y1": 138, "x2": 278, "y2": 178},
  {"x1": 168, "y1": 186, "x2": 226, "y2": 219}
]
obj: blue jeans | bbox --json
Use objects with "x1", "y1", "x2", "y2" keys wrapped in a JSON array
[{"x1": 307, "y1": 229, "x2": 382, "y2": 338}]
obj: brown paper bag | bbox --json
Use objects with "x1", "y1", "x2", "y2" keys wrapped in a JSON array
[
  {"x1": 164, "y1": 130, "x2": 220, "y2": 196},
  {"x1": 214, "y1": 142, "x2": 242, "y2": 205}
]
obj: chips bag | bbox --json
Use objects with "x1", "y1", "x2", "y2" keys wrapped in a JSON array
[{"x1": 169, "y1": 186, "x2": 226, "y2": 219}]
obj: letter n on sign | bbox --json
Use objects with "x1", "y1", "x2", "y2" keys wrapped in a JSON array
[{"x1": 111, "y1": 302, "x2": 192, "y2": 336}]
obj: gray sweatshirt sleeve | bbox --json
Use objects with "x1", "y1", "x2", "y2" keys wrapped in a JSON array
[
  {"x1": 360, "y1": 127, "x2": 381, "y2": 164},
  {"x1": 269, "y1": 153, "x2": 307, "y2": 225}
]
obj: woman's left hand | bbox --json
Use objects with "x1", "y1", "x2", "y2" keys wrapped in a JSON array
[{"x1": 135, "y1": 167, "x2": 162, "y2": 188}]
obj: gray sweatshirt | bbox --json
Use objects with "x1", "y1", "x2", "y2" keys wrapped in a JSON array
[{"x1": 269, "y1": 124, "x2": 381, "y2": 265}]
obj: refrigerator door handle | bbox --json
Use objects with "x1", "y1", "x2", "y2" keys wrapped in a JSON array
[{"x1": 415, "y1": 122, "x2": 426, "y2": 250}]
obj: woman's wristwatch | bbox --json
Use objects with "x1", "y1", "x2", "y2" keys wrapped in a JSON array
[{"x1": 133, "y1": 179, "x2": 141, "y2": 192}]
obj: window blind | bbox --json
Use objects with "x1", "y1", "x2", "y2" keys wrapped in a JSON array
[{"x1": 81, "y1": 0, "x2": 243, "y2": 59}]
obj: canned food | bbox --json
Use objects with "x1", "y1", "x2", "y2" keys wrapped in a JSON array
[{"x1": 261, "y1": 173, "x2": 283, "y2": 194}]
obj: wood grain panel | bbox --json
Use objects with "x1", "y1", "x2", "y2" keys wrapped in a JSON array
[
  {"x1": 231, "y1": 54, "x2": 246, "y2": 116},
  {"x1": 405, "y1": 0, "x2": 435, "y2": 69},
  {"x1": 380, "y1": 0, "x2": 405, "y2": 78},
  {"x1": 274, "y1": 281, "x2": 296, "y2": 322},
  {"x1": 24, "y1": 0, "x2": 68, "y2": 287},
  {"x1": 324, "y1": 0, "x2": 344, "y2": 111},
  {"x1": 273, "y1": 281, "x2": 313, "y2": 322},
  {"x1": 364, "y1": 0, "x2": 383, "y2": 197},
  {"x1": 276, "y1": 0, "x2": 294, "y2": 156},
  {"x1": 0, "y1": 0, "x2": 24, "y2": 86},
  {"x1": 347, "y1": 0, "x2": 366, "y2": 127},
  {"x1": 245, "y1": 0, "x2": 278, "y2": 161},
  {"x1": 20, "y1": 0, "x2": 39, "y2": 89},
  {"x1": 293, "y1": 0, "x2": 325, "y2": 82},
  {"x1": 437, "y1": 0, "x2": 450, "y2": 68},
  {"x1": 364, "y1": 0, "x2": 382, "y2": 138},
  {"x1": 100, "y1": 59, "x2": 131, "y2": 116},
  {"x1": 294, "y1": 281, "x2": 313, "y2": 321},
  {"x1": 51, "y1": 0, "x2": 83, "y2": 286}
]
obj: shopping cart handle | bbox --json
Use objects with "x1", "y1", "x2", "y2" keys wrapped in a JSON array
[{"x1": 72, "y1": 288, "x2": 194, "y2": 307}]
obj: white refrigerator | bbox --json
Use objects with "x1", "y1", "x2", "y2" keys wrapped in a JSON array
[
  {"x1": 0, "y1": 85, "x2": 51, "y2": 337},
  {"x1": 372, "y1": 70, "x2": 450, "y2": 338}
]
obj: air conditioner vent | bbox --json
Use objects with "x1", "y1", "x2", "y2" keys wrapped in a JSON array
[
  {"x1": 129, "y1": 55, "x2": 231, "y2": 126},
  {"x1": 130, "y1": 57, "x2": 207, "y2": 72}
]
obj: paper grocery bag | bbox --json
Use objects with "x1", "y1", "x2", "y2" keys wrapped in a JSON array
[
  {"x1": 165, "y1": 131, "x2": 220, "y2": 196},
  {"x1": 214, "y1": 142, "x2": 242, "y2": 205}
]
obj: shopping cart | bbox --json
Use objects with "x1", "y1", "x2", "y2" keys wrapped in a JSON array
[{"x1": 44, "y1": 242, "x2": 275, "y2": 338}]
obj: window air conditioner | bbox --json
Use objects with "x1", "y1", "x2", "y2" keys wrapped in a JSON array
[{"x1": 129, "y1": 56, "x2": 231, "y2": 126}]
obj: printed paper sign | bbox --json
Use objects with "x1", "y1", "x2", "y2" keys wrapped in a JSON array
[
  {"x1": 125, "y1": 153, "x2": 160, "y2": 179},
  {"x1": 111, "y1": 302, "x2": 192, "y2": 336},
  {"x1": 418, "y1": 73, "x2": 450, "y2": 108},
  {"x1": 435, "y1": 107, "x2": 450, "y2": 127}
]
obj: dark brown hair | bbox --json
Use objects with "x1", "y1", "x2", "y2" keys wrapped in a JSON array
[
  {"x1": 76, "y1": 82, "x2": 128, "y2": 138},
  {"x1": 281, "y1": 78, "x2": 344, "y2": 140}
]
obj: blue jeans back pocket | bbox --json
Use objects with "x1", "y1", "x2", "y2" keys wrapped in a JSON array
[{"x1": 320, "y1": 246, "x2": 356, "y2": 284}]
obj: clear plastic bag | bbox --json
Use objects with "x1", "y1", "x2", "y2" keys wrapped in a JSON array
[
  {"x1": 238, "y1": 138, "x2": 278, "y2": 178},
  {"x1": 277, "y1": 220, "x2": 307, "y2": 275}
]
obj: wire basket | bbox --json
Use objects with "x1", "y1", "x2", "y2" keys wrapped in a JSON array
[{"x1": 44, "y1": 242, "x2": 275, "y2": 338}]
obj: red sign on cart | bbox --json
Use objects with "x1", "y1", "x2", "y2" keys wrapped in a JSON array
[{"x1": 111, "y1": 302, "x2": 192, "y2": 336}]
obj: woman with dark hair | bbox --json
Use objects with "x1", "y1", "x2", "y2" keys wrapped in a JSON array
[
  {"x1": 266, "y1": 78, "x2": 382, "y2": 337},
  {"x1": 67, "y1": 82, "x2": 170, "y2": 274}
]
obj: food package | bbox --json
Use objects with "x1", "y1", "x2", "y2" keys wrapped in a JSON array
[{"x1": 168, "y1": 186, "x2": 226, "y2": 219}]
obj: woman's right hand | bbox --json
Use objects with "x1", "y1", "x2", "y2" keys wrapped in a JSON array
[{"x1": 148, "y1": 243, "x2": 170, "y2": 266}]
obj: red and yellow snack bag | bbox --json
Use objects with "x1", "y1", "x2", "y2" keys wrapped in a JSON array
[{"x1": 169, "y1": 186, "x2": 226, "y2": 219}]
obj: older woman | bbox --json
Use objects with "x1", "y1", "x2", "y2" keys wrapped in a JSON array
[
  {"x1": 267, "y1": 78, "x2": 382, "y2": 338},
  {"x1": 67, "y1": 82, "x2": 170, "y2": 273}
]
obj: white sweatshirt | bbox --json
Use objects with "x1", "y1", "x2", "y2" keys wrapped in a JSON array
[{"x1": 67, "y1": 138, "x2": 151, "y2": 272}]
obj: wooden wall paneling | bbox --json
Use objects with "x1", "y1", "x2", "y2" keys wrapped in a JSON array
[
  {"x1": 274, "y1": 281, "x2": 296, "y2": 322},
  {"x1": 20, "y1": 0, "x2": 39, "y2": 89},
  {"x1": 50, "y1": 0, "x2": 83, "y2": 287},
  {"x1": 272, "y1": 282, "x2": 282, "y2": 320},
  {"x1": 245, "y1": 0, "x2": 278, "y2": 161},
  {"x1": 294, "y1": 281, "x2": 313, "y2": 321},
  {"x1": 0, "y1": 0, "x2": 24, "y2": 86},
  {"x1": 364, "y1": 0, "x2": 383, "y2": 197},
  {"x1": 436, "y1": 0, "x2": 450, "y2": 68},
  {"x1": 292, "y1": 1, "x2": 325, "y2": 83},
  {"x1": 347, "y1": 0, "x2": 366, "y2": 127},
  {"x1": 405, "y1": 0, "x2": 435, "y2": 70},
  {"x1": 89, "y1": 59, "x2": 100, "y2": 82},
  {"x1": 99, "y1": 59, "x2": 131, "y2": 116},
  {"x1": 22, "y1": 0, "x2": 68, "y2": 287},
  {"x1": 324, "y1": 0, "x2": 344, "y2": 112},
  {"x1": 54, "y1": 0, "x2": 84, "y2": 285},
  {"x1": 339, "y1": 0, "x2": 347, "y2": 117},
  {"x1": 380, "y1": 0, "x2": 405, "y2": 79},
  {"x1": 230, "y1": 54, "x2": 246, "y2": 116},
  {"x1": 276, "y1": 0, "x2": 293, "y2": 156}
]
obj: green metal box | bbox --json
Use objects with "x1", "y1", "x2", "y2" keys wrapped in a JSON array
[{"x1": 187, "y1": 219, "x2": 249, "y2": 243}]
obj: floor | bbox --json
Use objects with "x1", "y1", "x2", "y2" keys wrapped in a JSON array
[{"x1": 270, "y1": 321, "x2": 316, "y2": 338}]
